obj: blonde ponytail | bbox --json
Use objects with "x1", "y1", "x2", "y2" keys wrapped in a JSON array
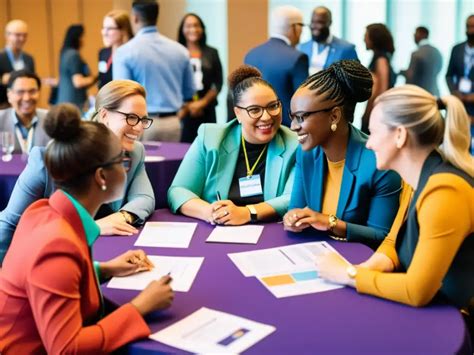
[{"x1": 440, "y1": 95, "x2": 474, "y2": 177}]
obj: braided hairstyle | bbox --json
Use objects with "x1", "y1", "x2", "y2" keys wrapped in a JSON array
[
  {"x1": 300, "y1": 60, "x2": 373, "y2": 123},
  {"x1": 229, "y1": 65, "x2": 276, "y2": 106}
]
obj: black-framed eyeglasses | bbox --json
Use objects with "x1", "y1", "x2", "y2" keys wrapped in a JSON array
[
  {"x1": 288, "y1": 105, "x2": 339, "y2": 125},
  {"x1": 235, "y1": 100, "x2": 282, "y2": 119},
  {"x1": 92, "y1": 150, "x2": 131, "y2": 173},
  {"x1": 114, "y1": 110, "x2": 153, "y2": 129}
]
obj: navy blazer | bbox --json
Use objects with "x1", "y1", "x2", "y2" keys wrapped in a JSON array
[
  {"x1": 446, "y1": 41, "x2": 474, "y2": 116},
  {"x1": 298, "y1": 36, "x2": 358, "y2": 71},
  {"x1": 245, "y1": 38, "x2": 309, "y2": 127},
  {"x1": 289, "y1": 125, "x2": 402, "y2": 247}
]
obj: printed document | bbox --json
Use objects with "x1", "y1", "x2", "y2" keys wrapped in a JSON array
[
  {"x1": 206, "y1": 225, "x2": 264, "y2": 244},
  {"x1": 134, "y1": 222, "x2": 197, "y2": 248}
]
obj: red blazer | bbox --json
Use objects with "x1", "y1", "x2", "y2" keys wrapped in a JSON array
[{"x1": 0, "y1": 191, "x2": 150, "y2": 353}]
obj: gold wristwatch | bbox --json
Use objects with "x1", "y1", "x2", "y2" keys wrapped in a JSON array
[
  {"x1": 328, "y1": 214, "x2": 338, "y2": 232},
  {"x1": 120, "y1": 210, "x2": 133, "y2": 224}
]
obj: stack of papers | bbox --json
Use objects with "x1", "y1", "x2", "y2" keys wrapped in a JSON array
[
  {"x1": 228, "y1": 242, "x2": 344, "y2": 298},
  {"x1": 150, "y1": 307, "x2": 275, "y2": 353},
  {"x1": 107, "y1": 255, "x2": 204, "y2": 292},
  {"x1": 206, "y1": 225, "x2": 264, "y2": 244},
  {"x1": 135, "y1": 222, "x2": 197, "y2": 248}
]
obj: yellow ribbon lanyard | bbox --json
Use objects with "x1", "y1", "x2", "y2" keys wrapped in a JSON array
[{"x1": 241, "y1": 134, "x2": 267, "y2": 178}]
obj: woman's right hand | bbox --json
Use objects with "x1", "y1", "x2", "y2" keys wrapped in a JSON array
[{"x1": 131, "y1": 275, "x2": 174, "y2": 316}]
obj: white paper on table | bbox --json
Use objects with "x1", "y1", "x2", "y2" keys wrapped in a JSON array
[
  {"x1": 228, "y1": 241, "x2": 337, "y2": 277},
  {"x1": 134, "y1": 222, "x2": 197, "y2": 248},
  {"x1": 144, "y1": 155, "x2": 165, "y2": 162},
  {"x1": 206, "y1": 225, "x2": 264, "y2": 244},
  {"x1": 257, "y1": 269, "x2": 343, "y2": 298},
  {"x1": 150, "y1": 307, "x2": 275, "y2": 354},
  {"x1": 107, "y1": 255, "x2": 204, "y2": 292}
]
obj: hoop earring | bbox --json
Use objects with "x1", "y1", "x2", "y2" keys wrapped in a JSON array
[
  {"x1": 330, "y1": 123, "x2": 337, "y2": 132},
  {"x1": 101, "y1": 185, "x2": 107, "y2": 191}
]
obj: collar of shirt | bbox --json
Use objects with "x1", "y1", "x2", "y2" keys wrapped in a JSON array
[
  {"x1": 417, "y1": 39, "x2": 429, "y2": 47},
  {"x1": 136, "y1": 26, "x2": 158, "y2": 36},
  {"x1": 270, "y1": 34, "x2": 291, "y2": 46},
  {"x1": 62, "y1": 190, "x2": 101, "y2": 247},
  {"x1": 11, "y1": 109, "x2": 38, "y2": 138}
]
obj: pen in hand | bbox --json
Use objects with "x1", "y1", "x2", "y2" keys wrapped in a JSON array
[{"x1": 216, "y1": 191, "x2": 221, "y2": 201}]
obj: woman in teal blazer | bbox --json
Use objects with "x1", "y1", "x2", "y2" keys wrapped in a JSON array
[
  {"x1": 168, "y1": 66, "x2": 298, "y2": 225},
  {"x1": 284, "y1": 60, "x2": 401, "y2": 248}
]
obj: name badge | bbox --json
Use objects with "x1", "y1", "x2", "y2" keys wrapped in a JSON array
[
  {"x1": 98, "y1": 60, "x2": 108, "y2": 73},
  {"x1": 239, "y1": 175, "x2": 263, "y2": 198},
  {"x1": 459, "y1": 77, "x2": 472, "y2": 93}
]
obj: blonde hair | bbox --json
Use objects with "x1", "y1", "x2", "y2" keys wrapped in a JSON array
[
  {"x1": 105, "y1": 9, "x2": 133, "y2": 42},
  {"x1": 375, "y1": 84, "x2": 474, "y2": 177},
  {"x1": 94, "y1": 79, "x2": 146, "y2": 116}
]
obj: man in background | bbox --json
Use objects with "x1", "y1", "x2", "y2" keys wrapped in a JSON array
[
  {"x1": 400, "y1": 26, "x2": 442, "y2": 96},
  {"x1": 113, "y1": 0, "x2": 195, "y2": 142},
  {"x1": 245, "y1": 5, "x2": 308, "y2": 127},
  {"x1": 298, "y1": 6, "x2": 358, "y2": 75},
  {"x1": 0, "y1": 20, "x2": 35, "y2": 108},
  {"x1": 0, "y1": 70, "x2": 49, "y2": 154}
]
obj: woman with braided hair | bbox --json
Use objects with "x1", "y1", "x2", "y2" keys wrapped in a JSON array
[{"x1": 284, "y1": 60, "x2": 401, "y2": 248}]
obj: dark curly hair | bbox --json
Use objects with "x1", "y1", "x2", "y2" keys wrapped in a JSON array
[
  {"x1": 300, "y1": 60, "x2": 373, "y2": 123},
  {"x1": 366, "y1": 23, "x2": 395, "y2": 54},
  {"x1": 228, "y1": 65, "x2": 276, "y2": 106}
]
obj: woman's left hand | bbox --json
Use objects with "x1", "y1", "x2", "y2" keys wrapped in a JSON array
[
  {"x1": 287, "y1": 207, "x2": 330, "y2": 231},
  {"x1": 210, "y1": 200, "x2": 251, "y2": 225},
  {"x1": 96, "y1": 212, "x2": 138, "y2": 236},
  {"x1": 188, "y1": 100, "x2": 206, "y2": 117},
  {"x1": 315, "y1": 252, "x2": 355, "y2": 287},
  {"x1": 101, "y1": 249, "x2": 154, "y2": 278}
]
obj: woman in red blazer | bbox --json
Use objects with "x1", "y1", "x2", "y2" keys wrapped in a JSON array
[{"x1": 0, "y1": 104, "x2": 173, "y2": 353}]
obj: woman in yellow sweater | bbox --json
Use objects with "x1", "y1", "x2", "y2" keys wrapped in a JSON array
[{"x1": 315, "y1": 85, "x2": 473, "y2": 330}]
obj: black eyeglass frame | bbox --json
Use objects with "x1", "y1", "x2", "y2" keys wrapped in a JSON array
[
  {"x1": 113, "y1": 110, "x2": 154, "y2": 129},
  {"x1": 288, "y1": 105, "x2": 339, "y2": 125},
  {"x1": 235, "y1": 100, "x2": 282, "y2": 120},
  {"x1": 89, "y1": 150, "x2": 131, "y2": 174}
]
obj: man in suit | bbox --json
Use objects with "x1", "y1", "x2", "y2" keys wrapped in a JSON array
[
  {"x1": 245, "y1": 5, "x2": 308, "y2": 127},
  {"x1": 298, "y1": 6, "x2": 358, "y2": 75},
  {"x1": 446, "y1": 14, "x2": 474, "y2": 154},
  {"x1": 113, "y1": 0, "x2": 195, "y2": 142},
  {"x1": 400, "y1": 27, "x2": 442, "y2": 96},
  {"x1": 0, "y1": 20, "x2": 35, "y2": 108},
  {"x1": 0, "y1": 70, "x2": 49, "y2": 154}
]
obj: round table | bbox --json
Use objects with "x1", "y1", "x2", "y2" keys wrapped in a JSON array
[
  {"x1": 0, "y1": 142, "x2": 190, "y2": 210},
  {"x1": 93, "y1": 209, "x2": 471, "y2": 354}
]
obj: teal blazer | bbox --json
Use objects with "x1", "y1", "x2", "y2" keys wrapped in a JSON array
[
  {"x1": 289, "y1": 124, "x2": 402, "y2": 247},
  {"x1": 168, "y1": 119, "x2": 298, "y2": 216}
]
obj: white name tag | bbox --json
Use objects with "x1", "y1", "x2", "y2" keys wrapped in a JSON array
[
  {"x1": 98, "y1": 60, "x2": 108, "y2": 73},
  {"x1": 239, "y1": 175, "x2": 263, "y2": 198},
  {"x1": 459, "y1": 77, "x2": 472, "y2": 93}
]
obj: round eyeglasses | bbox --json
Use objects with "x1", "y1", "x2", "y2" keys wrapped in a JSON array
[
  {"x1": 113, "y1": 110, "x2": 153, "y2": 129},
  {"x1": 235, "y1": 100, "x2": 282, "y2": 119}
]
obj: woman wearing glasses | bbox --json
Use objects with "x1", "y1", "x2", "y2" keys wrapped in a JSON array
[
  {"x1": 0, "y1": 104, "x2": 174, "y2": 352},
  {"x1": 283, "y1": 60, "x2": 401, "y2": 248},
  {"x1": 0, "y1": 80, "x2": 155, "y2": 264},
  {"x1": 168, "y1": 65, "x2": 298, "y2": 225}
]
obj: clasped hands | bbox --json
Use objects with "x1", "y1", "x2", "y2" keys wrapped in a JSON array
[
  {"x1": 206, "y1": 200, "x2": 250, "y2": 226},
  {"x1": 283, "y1": 207, "x2": 330, "y2": 232}
]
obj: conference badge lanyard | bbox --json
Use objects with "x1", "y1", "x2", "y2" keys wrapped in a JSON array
[
  {"x1": 15, "y1": 125, "x2": 34, "y2": 154},
  {"x1": 238, "y1": 135, "x2": 266, "y2": 198}
]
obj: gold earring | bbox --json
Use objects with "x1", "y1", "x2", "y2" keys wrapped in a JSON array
[{"x1": 330, "y1": 123, "x2": 337, "y2": 132}]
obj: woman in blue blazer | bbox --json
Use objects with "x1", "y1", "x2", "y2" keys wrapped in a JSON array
[
  {"x1": 283, "y1": 60, "x2": 401, "y2": 248},
  {"x1": 0, "y1": 80, "x2": 155, "y2": 264},
  {"x1": 168, "y1": 65, "x2": 298, "y2": 225}
]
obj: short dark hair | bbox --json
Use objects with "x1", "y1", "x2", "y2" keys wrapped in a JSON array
[
  {"x1": 416, "y1": 26, "x2": 429, "y2": 38},
  {"x1": 7, "y1": 69, "x2": 41, "y2": 89},
  {"x1": 366, "y1": 23, "x2": 395, "y2": 54},
  {"x1": 62, "y1": 24, "x2": 84, "y2": 51},
  {"x1": 178, "y1": 13, "x2": 207, "y2": 48},
  {"x1": 132, "y1": 0, "x2": 159, "y2": 27}
]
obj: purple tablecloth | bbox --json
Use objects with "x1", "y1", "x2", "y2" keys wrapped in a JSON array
[
  {"x1": 93, "y1": 209, "x2": 471, "y2": 354},
  {"x1": 0, "y1": 142, "x2": 190, "y2": 210}
]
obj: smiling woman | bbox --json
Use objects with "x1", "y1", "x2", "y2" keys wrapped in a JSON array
[
  {"x1": 284, "y1": 60, "x2": 402, "y2": 248},
  {"x1": 168, "y1": 65, "x2": 298, "y2": 226}
]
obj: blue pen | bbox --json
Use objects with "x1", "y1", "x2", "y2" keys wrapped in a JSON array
[{"x1": 216, "y1": 191, "x2": 222, "y2": 201}]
